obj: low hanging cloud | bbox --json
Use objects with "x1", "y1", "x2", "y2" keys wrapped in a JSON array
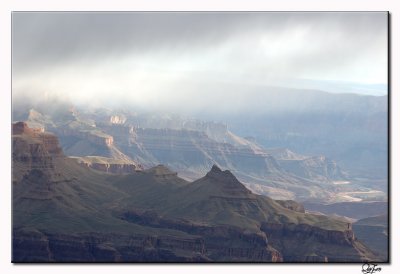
[{"x1": 12, "y1": 12, "x2": 388, "y2": 113}]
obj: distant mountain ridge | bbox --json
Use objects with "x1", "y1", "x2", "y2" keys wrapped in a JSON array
[{"x1": 218, "y1": 89, "x2": 387, "y2": 179}]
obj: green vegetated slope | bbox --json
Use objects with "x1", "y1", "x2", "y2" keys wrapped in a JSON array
[
  {"x1": 14, "y1": 157, "x2": 189, "y2": 237},
  {"x1": 112, "y1": 165, "x2": 346, "y2": 232}
]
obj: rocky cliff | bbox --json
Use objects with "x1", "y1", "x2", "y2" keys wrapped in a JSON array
[
  {"x1": 13, "y1": 122, "x2": 62, "y2": 155},
  {"x1": 58, "y1": 127, "x2": 114, "y2": 147},
  {"x1": 260, "y1": 222, "x2": 371, "y2": 262},
  {"x1": 96, "y1": 124, "x2": 137, "y2": 146},
  {"x1": 278, "y1": 156, "x2": 347, "y2": 181},
  {"x1": 73, "y1": 156, "x2": 142, "y2": 174},
  {"x1": 119, "y1": 209, "x2": 282, "y2": 262},
  {"x1": 124, "y1": 127, "x2": 283, "y2": 178},
  {"x1": 13, "y1": 228, "x2": 208, "y2": 262},
  {"x1": 12, "y1": 122, "x2": 63, "y2": 183}
]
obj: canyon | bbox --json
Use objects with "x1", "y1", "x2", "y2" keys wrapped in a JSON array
[
  {"x1": 12, "y1": 123, "x2": 378, "y2": 262},
  {"x1": 12, "y1": 105, "x2": 363, "y2": 202}
]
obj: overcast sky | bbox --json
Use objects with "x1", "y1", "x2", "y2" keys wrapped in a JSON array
[{"x1": 12, "y1": 12, "x2": 388, "y2": 113}]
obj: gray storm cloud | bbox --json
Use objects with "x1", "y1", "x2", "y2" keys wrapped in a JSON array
[{"x1": 12, "y1": 12, "x2": 388, "y2": 113}]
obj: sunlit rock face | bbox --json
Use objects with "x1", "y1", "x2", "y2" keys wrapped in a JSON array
[
  {"x1": 12, "y1": 122, "x2": 63, "y2": 176},
  {"x1": 110, "y1": 115, "x2": 127, "y2": 125}
]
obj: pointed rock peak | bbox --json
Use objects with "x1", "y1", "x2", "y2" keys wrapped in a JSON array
[
  {"x1": 207, "y1": 165, "x2": 238, "y2": 182},
  {"x1": 210, "y1": 164, "x2": 222, "y2": 173},
  {"x1": 205, "y1": 165, "x2": 251, "y2": 194},
  {"x1": 219, "y1": 169, "x2": 243, "y2": 186},
  {"x1": 207, "y1": 164, "x2": 235, "y2": 179}
]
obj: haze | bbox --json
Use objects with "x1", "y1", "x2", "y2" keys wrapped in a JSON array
[{"x1": 12, "y1": 12, "x2": 388, "y2": 114}]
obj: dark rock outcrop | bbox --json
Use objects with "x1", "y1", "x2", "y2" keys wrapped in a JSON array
[
  {"x1": 260, "y1": 222, "x2": 368, "y2": 262},
  {"x1": 13, "y1": 228, "x2": 208, "y2": 262},
  {"x1": 120, "y1": 209, "x2": 283, "y2": 262}
]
